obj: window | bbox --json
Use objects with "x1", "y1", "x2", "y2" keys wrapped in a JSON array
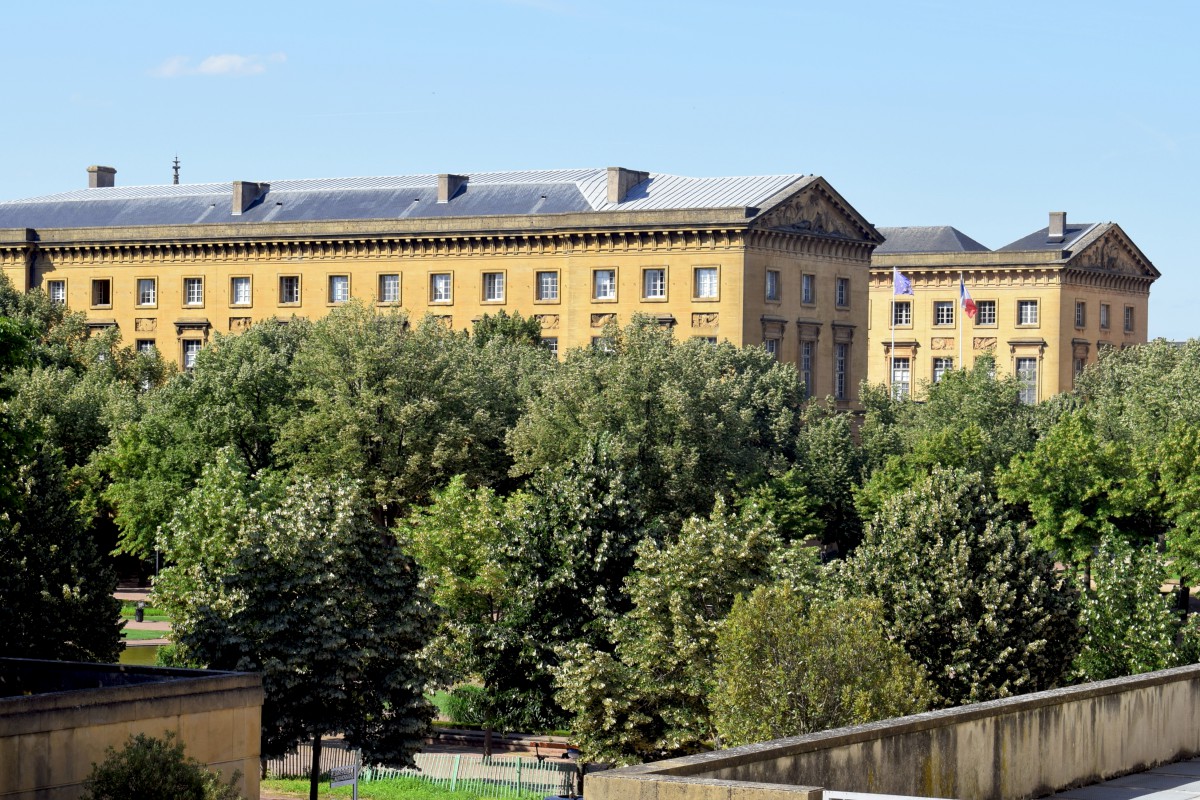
[
  {"x1": 934, "y1": 301, "x2": 954, "y2": 326},
  {"x1": 1075, "y1": 301, "x2": 1086, "y2": 328},
  {"x1": 47, "y1": 280, "x2": 66, "y2": 305},
  {"x1": 91, "y1": 279, "x2": 111, "y2": 307},
  {"x1": 591, "y1": 336, "x2": 614, "y2": 352},
  {"x1": 184, "y1": 277, "x2": 204, "y2": 306},
  {"x1": 643, "y1": 268, "x2": 666, "y2": 300},
  {"x1": 695, "y1": 336, "x2": 718, "y2": 344},
  {"x1": 483, "y1": 272, "x2": 505, "y2": 302},
  {"x1": 834, "y1": 343, "x2": 849, "y2": 400},
  {"x1": 182, "y1": 339, "x2": 203, "y2": 371},
  {"x1": 377, "y1": 274, "x2": 400, "y2": 303},
  {"x1": 1124, "y1": 306, "x2": 1134, "y2": 332},
  {"x1": 765, "y1": 270, "x2": 780, "y2": 302},
  {"x1": 764, "y1": 338, "x2": 779, "y2": 360},
  {"x1": 1100, "y1": 303, "x2": 1111, "y2": 329},
  {"x1": 802, "y1": 274, "x2": 815, "y2": 304},
  {"x1": 891, "y1": 357, "x2": 911, "y2": 399},
  {"x1": 976, "y1": 300, "x2": 997, "y2": 325},
  {"x1": 136, "y1": 339, "x2": 156, "y2": 354},
  {"x1": 835, "y1": 277, "x2": 849, "y2": 308},
  {"x1": 231, "y1": 277, "x2": 252, "y2": 306},
  {"x1": 1017, "y1": 300, "x2": 1039, "y2": 326},
  {"x1": 137, "y1": 278, "x2": 157, "y2": 306},
  {"x1": 800, "y1": 341, "x2": 814, "y2": 398},
  {"x1": 279, "y1": 276, "x2": 300, "y2": 304},
  {"x1": 1016, "y1": 357, "x2": 1038, "y2": 404},
  {"x1": 329, "y1": 275, "x2": 350, "y2": 304},
  {"x1": 892, "y1": 301, "x2": 912, "y2": 326},
  {"x1": 431, "y1": 273, "x2": 453, "y2": 303},
  {"x1": 933, "y1": 356, "x2": 953, "y2": 383},
  {"x1": 694, "y1": 267, "x2": 718, "y2": 299},
  {"x1": 540, "y1": 337, "x2": 558, "y2": 357},
  {"x1": 1074, "y1": 357, "x2": 1086, "y2": 381},
  {"x1": 536, "y1": 271, "x2": 559, "y2": 301},
  {"x1": 593, "y1": 269, "x2": 616, "y2": 300}
]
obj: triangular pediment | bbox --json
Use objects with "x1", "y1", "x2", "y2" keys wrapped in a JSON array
[
  {"x1": 752, "y1": 178, "x2": 882, "y2": 243},
  {"x1": 1067, "y1": 224, "x2": 1160, "y2": 279}
]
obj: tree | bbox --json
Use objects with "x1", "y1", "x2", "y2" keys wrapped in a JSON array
[
  {"x1": 155, "y1": 456, "x2": 434, "y2": 800},
  {"x1": 1074, "y1": 536, "x2": 1200, "y2": 682},
  {"x1": 554, "y1": 497, "x2": 798, "y2": 764},
  {"x1": 81, "y1": 731, "x2": 242, "y2": 800},
  {"x1": 507, "y1": 317, "x2": 804, "y2": 526},
  {"x1": 845, "y1": 467, "x2": 1079, "y2": 705},
  {"x1": 712, "y1": 590, "x2": 938, "y2": 746},
  {"x1": 472, "y1": 309, "x2": 543, "y2": 347}
]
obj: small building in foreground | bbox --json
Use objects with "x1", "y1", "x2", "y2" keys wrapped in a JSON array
[{"x1": 868, "y1": 212, "x2": 1159, "y2": 401}]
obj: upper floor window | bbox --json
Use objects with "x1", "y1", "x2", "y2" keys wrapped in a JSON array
[
  {"x1": 232, "y1": 277, "x2": 252, "y2": 306},
  {"x1": 643, "y1": 268, "x2": 666, "y2": 300},
  {"x1": 279, "y1": 276, "x2": 300, "y2": 305},
  {"x1": 137, "y1": 278, "x2": 157, "y2": 306},
  {"x1": 91, "y1": 279, "x2": 111, "y2": 308},
  {"x1": 892, "y1": 301, "x2": 912, "y2": 326},
  {"x1": 1017, "y1": 300, "x2": 1039, "y2": 326},
  {"x1": 835, "y1": 277, "x2": 849, "y2": 308},
  {"x1": 536, "y1": 271, "x2": 559, "y2": 301},
  {"x1": 694, "y1": 267, "x2": 719, "y2": 299},
  {"x1": 483, "y1": 272, "x2": 505, "y2": 302},
  {"x1": 593, "y1": 269, "x2": 616, "y2": 301},
  {"x1": 1124, "y1": 306, "x2": 1134, "y2": 332},
  {"x1": 431, "y1": 273, "x2": 453, "y2": 303},
  {"x1": 47, "y1": 280, "x2": 66, "y2": 305},
  {"x1": 184, "y1": 277, "x2": 204, "y2": 306},
  {"x1": 934, "y1": 301, "x2": 954, "y2": 326},
  {"x1": 802, "y1": 274, "x2": 815, "y2": 305},
  {"x1": 329, "y1": 275, "x2": 350, "y2": 304},
  {"x1": 1100, "y1": 303, "x2": 1111, "y2": 329},
  {"x1": 379, "y1": 274, "x2": 400, "y2": 304},
  {"x1": 1075, "y1": 301, "x2": 1086, "y2": 328},
  {"x1": 765, "y1": 270, "x2": 780, "y2": 302},
  {"x1": 976, "y1": 300, "x2": 996, "y2": 326}
]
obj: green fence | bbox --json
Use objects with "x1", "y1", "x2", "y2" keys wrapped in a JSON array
[{"x1": 365, "y1": 753, "x2": 574, "y2": 798}]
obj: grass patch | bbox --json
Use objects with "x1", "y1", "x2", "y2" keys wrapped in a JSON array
[
  {"x1": 428, "y1": 690, "x2": 452, "y2": 720},
  {"x1": 120, "y1": 602, "x2": 171, "y2": 622},
  {"x1": 121, "y1": 628, "x2": 166, "y2": 641},
  {"x1": 262, "y1": 776, "x2": 548, "y2": 800}
]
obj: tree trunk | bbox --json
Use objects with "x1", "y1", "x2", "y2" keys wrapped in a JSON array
[
  {"x1": 483, "y1": 726, "x2": 493, "y2": 758},
  {"x1": 1179, "y1": 575, "x2": 1191, "y2": 619},
  {"x1": 309, "y1": 733, "x2": 323, "y2": 800}
]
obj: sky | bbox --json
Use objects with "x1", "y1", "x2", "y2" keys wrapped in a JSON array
[{"x1": 2, "y1": 1, "x2": 1197, "y2": 339}]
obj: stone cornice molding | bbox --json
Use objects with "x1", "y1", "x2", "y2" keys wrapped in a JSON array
[{"x1": 748, "y1": 228, "x2": 875, "y2": 261}]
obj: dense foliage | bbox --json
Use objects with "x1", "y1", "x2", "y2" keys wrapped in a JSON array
[{"x1": 80, "y1": 731, "x2": 242, "y2": 800}]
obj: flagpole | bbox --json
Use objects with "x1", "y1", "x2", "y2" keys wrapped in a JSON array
[
  {"x1": 890, "y1": 278, "x2": 896, "y2": 398},
  {"x1": 959, "y1": 271, "x2": 964, "y2": 369}
]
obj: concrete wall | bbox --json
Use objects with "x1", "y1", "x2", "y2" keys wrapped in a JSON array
[
  {"x1": 0, "y1": 660, "x2": 263, "y2": 800},
  {"x1": 588, "y1": 664, "x2": 1200, "y2": 800}
]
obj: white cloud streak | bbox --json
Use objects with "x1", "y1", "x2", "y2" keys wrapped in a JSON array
[{"x1": 152, "y1": 52, "x2": 286, "y2": 78}]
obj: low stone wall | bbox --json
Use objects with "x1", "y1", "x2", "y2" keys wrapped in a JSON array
[
  {"x1": 0, "y1": 659, "x2": 263, "y2": 800},
  {"x1": 588, "y1": 664, "x2": 1200, "y2": 800}
]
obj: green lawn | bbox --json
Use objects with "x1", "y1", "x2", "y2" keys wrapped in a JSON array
[
  {"x1": 120, "y1": 601, "x2": 171, "y2": 622},
  {"x1": 262, "y1": 777, "x2": 548, "y2": 800},
  {"x1": 121, "y1": 628, "x2": 166, "y2": 641}
]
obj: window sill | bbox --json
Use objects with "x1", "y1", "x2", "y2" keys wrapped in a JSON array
[
  {"x1": 641, "y1": 296, "x2": 669, "y2": 303},
  {"x1": 692, "y1": 296, "x2": 720, "y2": 303},
  {"x1": 592, "y1": 297, "x2": 618, "y2": 303},
  {"x1": 533, "y1": 298, "x2": 560, "y2": 305}
]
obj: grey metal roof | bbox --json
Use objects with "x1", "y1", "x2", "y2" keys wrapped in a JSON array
[
  {"x1": 874, "y1": 226, "x2": 991, "y2": 254},
  {"x1": 997, "y1": 222, "x2": 1099, "y2": 251},
  {"x1": 0, "y1": 169, "x2": 807, "y2": 230}
]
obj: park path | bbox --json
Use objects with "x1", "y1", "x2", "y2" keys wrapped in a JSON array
[{"x1": 116, "y1": 588, "x2": 171, "y2": 646}]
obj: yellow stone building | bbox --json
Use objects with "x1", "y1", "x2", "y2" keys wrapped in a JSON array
[
  {"x1": 867, "y1": 213, "x2": 1159, "y2": 401},
  {"x1": 0, "y1": 166, "x2": 881, "y2": 406}
]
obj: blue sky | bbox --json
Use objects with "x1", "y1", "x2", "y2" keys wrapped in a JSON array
[{"x1": 3, "y1": 1, "x2": 1197, "y2": 338}]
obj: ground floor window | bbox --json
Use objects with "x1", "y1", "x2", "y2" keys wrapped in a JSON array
[
  {"x1": 835, "y1": 343, "x2": 849, "y2": 400},
  {"x1": 1016, "y1": 357, "x2": 1038, "y2": 404},
  {"x1": 933, "y1": 356, "x2": 953, "y2": 383},
  {"x1": 891, "y1": 357, "x2": 911, "y2": 399}
]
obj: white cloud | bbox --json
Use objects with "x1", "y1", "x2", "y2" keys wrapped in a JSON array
[{"x1": 151, "y1": 52, "x2": 286, "y2": 78}]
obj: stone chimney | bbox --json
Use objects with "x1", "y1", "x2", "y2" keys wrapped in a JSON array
[
  {"x1": 438, "y1": 174, "x2": 468, "y2": 203},
  {"x1": 232, "y1": 181, "x2": 270, "y2": 215},
  {"x1": 607, "y1": 167, "x2": 649, "y2": 204},
  {"x1": 87, "y1": 166, "x2": 116, "y2": 188},
  {"x1": 1048, "y1": 211, "x2": 1067, "y2": 243}
]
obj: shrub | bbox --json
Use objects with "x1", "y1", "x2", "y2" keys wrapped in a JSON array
[{"x1": 81, "y1": 731, "x2": 242, "y2": 800}]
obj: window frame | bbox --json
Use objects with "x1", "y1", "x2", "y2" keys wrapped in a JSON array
[
  {"x1": 377, "y1": 273, "x2": 401, "y2": 305},
  {"x1": 47, "y1": 279, "x2": 67, "y2": 305},
  {"x1": 765, "y1": 269, "x2": 781, "y2": 303},
  {"x1": 90, "y1": 278, "x2": 112, "y2": 309},
  {"x1": 1124, "y1": 305, "x2": 1135, "y2": 333},
  {"x1": 892, "y1": 300, "x2": 912, "y2": 327},
  {"x1": 834, "y1": 342, "x2": 849, "y2": 400},
  {"x1": 933, "y1": 356, "x2": 953, "y2": 383},
  {"x1": 535, "y1": 270, "x2": 560, "y2": 303},
  {"x1": 1016, "y1": 356, "x2": 1039, "y2": 404},
  {"x1": 835, "y1": 276, "x2": 849, "y2": 308},
  {"x1": 183, "y1": 276, "x2": 205, "y2": 308},
  {"x1": 135, "y1": 339, "x2": 156, "y2": 354},
  {"x1": 181, "y1": 339, "x2": 203, "y2": 371},
  {"x1": 540, "y1": 337, "x2": 559, "y2": 357},
  {"x1": 482, "y1": 271, "x2": 506, "y2": 303},
  {"x1": 1074, "y1": 300, "x2": 1086, "y2": 329},
  {"x1": 136, "y1": 277, "x2": 158, "y2": 308},
  {"x1": 1100, "y1": 303, "x2": 1111, "y2": 330},
  {"x1": 801, "y1": 274, "x2": 815, "y2": 305},
  {"x1": 693, "y1": 266, "x2": 720, "y2": 301},
  {"x1": 328, "y1": 274, "x2": 351, "y2": 305},
  {"x1": 890, "y1": 356, "x2": 911, "y2": 399},
  {"x1": 933, "y1": 300, "x2": 955, "y2": 327},
  {"x1": 1017, "y1": 299, "x2": 1039, "y2": 327},
  {"x1": 642, "y1": 267, "x2": 667, "y2": 301},
  {"x1": 975, "y1": 299, "x2": 997, "y2": 326},
  {"x1": 763, "y1": 337, "x2": 780, "y2": 360},
  {"x1": 800, "y1": 340, "x2": 814, "y2": 399},
  {"x1": 279, "y1": 275, "x2": 301, "y2": 306},
  {"x1": 593, "y1": 269, "x2": 617, "y2": 302},
  {"x1": 230, "y1": 276, "x2": 253, "y2": 307},
  {"x1": 430, "y1": 272, "x2": 454, "y2": 304}
]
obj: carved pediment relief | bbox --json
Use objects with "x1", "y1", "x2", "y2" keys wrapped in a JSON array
[
  {"x1": 591, "y1": 313, "x2": 616, "y2": 328},
  {"x1": 756, "y1": 183, "x2": 873, "y2": 241},
  {"x1": 1071, "y1": 228, "x2": 1155, "y2": 277},
  {"x1": 931, "y1": 337, "x2": 955, "y2": 351},
  {"x1": 691, "y1": 312, "x2": 719, "y2": 329},
  {"x1": 535, "y1": 314, "x2": 560, "y2": 330}
]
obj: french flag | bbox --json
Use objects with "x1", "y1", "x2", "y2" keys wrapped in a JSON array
[{"x1": 960, "y1": 276, "x2": 977, "y2": 319}]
